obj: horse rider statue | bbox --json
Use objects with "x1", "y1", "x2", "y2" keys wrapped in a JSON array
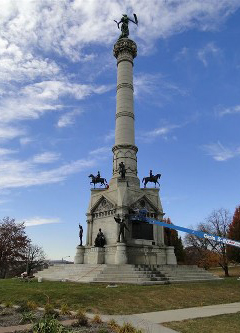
[
  {"x1": 142, "y1": 170, "x2": 161, "y2": 188},
  {"x1": 89, "y1": 171, "x2": 108, "y2": 188}
]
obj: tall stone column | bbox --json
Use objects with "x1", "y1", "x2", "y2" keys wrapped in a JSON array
[{"x1": 111, "y1": 38, "x2": 139, "y2": 187}]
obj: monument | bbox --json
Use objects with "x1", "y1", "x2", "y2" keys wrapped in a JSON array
[{"x1": 74, "y1": 14, "x2": 177, "y2": 266}]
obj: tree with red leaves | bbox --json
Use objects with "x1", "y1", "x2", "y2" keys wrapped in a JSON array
[
  {"x1": 0, "y1": 217, "x2": 30, "y2": 278},
  {"x1": 227, "y1": 205, "x2": 240, "y2": 263}
]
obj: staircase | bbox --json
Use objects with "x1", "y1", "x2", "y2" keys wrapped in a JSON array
[{"x1": 36, "y1": 264, "x2": 221, "y2": 284}]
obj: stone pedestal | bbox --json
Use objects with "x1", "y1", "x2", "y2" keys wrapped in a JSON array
[
  {"x1": 74, "y1": 246, "x2": 85, "y2": 264},
  {"x1": 166, "y1": 246, "x2": 177, "y2": 265},
  {"x1": 115, "y1": 243, "x2": 128, "y2": 264},
  {"x1": 88, "y1": 247, "x2": 105, "y2": 264}
]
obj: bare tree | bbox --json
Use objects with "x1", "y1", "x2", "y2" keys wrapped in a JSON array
[
  {"x1": 25, "y1": 244, "x2": 46, "y2": 276},
  {"x1": 185, "y1": 208, "x2": 232, "y2": 277}
]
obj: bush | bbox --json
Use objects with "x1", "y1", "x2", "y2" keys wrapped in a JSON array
[
  {"x1": 19, "y1": 311, "x2": 36, "y2": 324},
  {"x1": 118, "y1": 322, "x2": 143, "y2": 333},
  {"x1": 32, "y1": 317, "x2": 67, "y2": 333},
  {"x1": 4, "y1": 301, "x2": 13, "y2": 308},
  {"x1": 98, "y1": 329, "x2": 109, "y2": 333},
  {"x1": 27, "y1": 300, "x2": 38, "y2": 310},
  {"x1": 73, "y1": 309, "x2": 88, "y2": 326},
  {"x1": 44, "y1": 303, "x2": 59, "y2": 318},
  {"x1": 108, "y1": 319, "x2": 120, "y2": 332},
  {"x1": 92, "y1": 314, "x2": 103, "y2": 324},
  {"x1": 60, "y1": 304, "x2": 70, "y2": 315}
]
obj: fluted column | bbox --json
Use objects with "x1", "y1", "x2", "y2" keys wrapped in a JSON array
[{"x1": 111, "y1": 38, "x2": 139, "y2": 186}]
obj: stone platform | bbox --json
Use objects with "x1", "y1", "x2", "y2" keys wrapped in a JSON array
[{"x1": 36, "y1": 264, "x2": 222, "y2": 285}]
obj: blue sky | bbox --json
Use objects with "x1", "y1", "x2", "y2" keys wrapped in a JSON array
[{"x1": 0, "y1": 0, "x2": 240, "y2": 260}]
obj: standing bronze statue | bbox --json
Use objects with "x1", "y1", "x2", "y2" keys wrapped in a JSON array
[
  {"x1": 79, "y1": 224, "x2": 83, "y2": 246},
  {"x1": 142, "y1": 171, "x2": 161, "y2": 188},
  {"x1": 118, "y1": 162, "x2": 126, "y2": 179},
  {"x1": 114, "y1": 14, "x2": 138, "y2": 39},
  {"x1": 114, "y1": 214, "x2": 129, "y2": 242}
]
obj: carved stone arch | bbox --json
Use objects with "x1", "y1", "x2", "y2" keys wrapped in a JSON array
[{"x1": 91, "y1": 195, "x2": 116, "y2": 218}]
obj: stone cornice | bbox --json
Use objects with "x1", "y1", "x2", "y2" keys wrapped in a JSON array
[
  {"x1": 116, "y1": 111, "x2": 134, "y2": 120},
  {"x1": 117, "y1": 83, "x2": 134, "y2": 91},
  {"x1": 113, "y1": 38, "x2": 137, "y2": 60},
  {"x1": 112, "y1": 144, "x2": 138, "y2": 153}
]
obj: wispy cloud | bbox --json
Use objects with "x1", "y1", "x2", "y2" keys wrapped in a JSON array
[
  {"x1": 24, "y1": 217, "x2": 61, "y2": 227},
  {"x1": 104, "y1": 130, "x2": 115, "y2": 142},
  {"x1": 202, "y1": 141, "x2": 240, "y2": 161},
  {"x1": 140, "y1": 123, "x2": 183, "y2": 142},
  {"x1": 0, "y1": 148, "x2": 17, "y2": 156},
  {"x1": 57, "y1": 109, "x2": 83, "y2": 128},
  {"x1": 32, "y1": 152, "x2": 60, "y2": 164},
  {"x1": 89, "y1": 146, "x2": 111, "y2": 160},
  {"x1": 134, "y1": 73, "x2": 187, "y2": 102},
  {"x1": 217, "y1": 104, "x2": 240, "y2": 117},
  {"x1": 197, "y1": 42, "x2": 221, "y2": 67},
  {"x1": 0, "y1": 156, "x2": 95, "y2": 190}
]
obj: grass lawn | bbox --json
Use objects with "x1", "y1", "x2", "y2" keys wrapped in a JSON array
[
  {"x1": 0, "y1": 278, "x2": 240, "y2": 315},
  {"x1": 209, "y1": 266, "x2": 240, "y2": 278},
  {"x1": 164, "y1": 312, "x2": 240, "y2": 333}
]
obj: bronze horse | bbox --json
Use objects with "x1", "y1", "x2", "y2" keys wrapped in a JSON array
[
  {"x1": 142, "y1": 174, "x2": 161, "y2": 188},
  {"x1": 89, "y1": 174, "x2": 107, "y2": 188}
]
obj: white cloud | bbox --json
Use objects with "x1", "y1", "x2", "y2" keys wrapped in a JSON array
[
  {"x1": 24, "y1": 217, "x2": 61, "y2": 227},
  {"x1": 218, "y1": 104, "x2": 240, "y2": 117},
  {"x1": 0, "y1": 156, "x2": 96, "y2": 190},
  {"x1": 197, "y1": 42, "x2": 221, "y2": 66},
  {"x1": 0, "y1": 80, "x2": 112, "y2": 125},
  {"x1": 202, "y1": 141, "x2": 240, "y2": 161},
  {"x1": 89, "y1": 146, "x2": 111, "y2": 157},
  {"x1": 0, "y1": 148, "x2": 17, "y2": 156},
  {"x1": 141, "y1": 123, "x2": 182, "y2": 142},
  {"x1": 0, "y1": 126, "x2": 25, "y2": 141},
  {"x1": 104, "y1": 129, "x2": 115, "y2": 142},
  {"x1": 134, "y1": 73, "x2": 187, "y2": 102},
  {"x1": 32, "y1": 152, "x2": 60, "y2": 164},
  {"x1": 57, "y1": 109, "x2": 83, "y2": 128}
]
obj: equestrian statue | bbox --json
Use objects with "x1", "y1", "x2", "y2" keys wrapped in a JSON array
[
  {"x1": 142, "y1": 170, "x2": 161, "y2": 188},
  {"x1": 89, "y1": 171, "x2": 108, "y2": 188}
]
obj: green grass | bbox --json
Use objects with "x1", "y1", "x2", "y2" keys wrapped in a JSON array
[
  {"x1": 0, "y1": 278, "x2": 240, "y2": 314},
  {"x1": 164, "y1": 312, "x2": 240, "y2": 333}
]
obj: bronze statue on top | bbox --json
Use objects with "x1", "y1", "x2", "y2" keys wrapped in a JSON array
[
  {"x1": 142, "y1": 170, "x2": 161, "y2": 188},
  {"x1": 89, "y1": 171, "x2": 108, "y2": 188},
  {"x1": 114, "y1": 14, "x2": 138, "y2": 39},
  {"x1": 118, "y1": 162, "x2": 126, "y2": 179}
]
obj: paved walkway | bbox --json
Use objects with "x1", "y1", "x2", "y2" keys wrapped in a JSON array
[
  {"x1": 1, "y1": 302, "x2": 240, "y2": 333},
  {"x1": 99, "y1": 302, "x2": 240, "y2": 333}
]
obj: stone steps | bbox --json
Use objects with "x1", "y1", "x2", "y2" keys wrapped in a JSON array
[{"x1": 36, "y1": 264, "x2": 221, "y2": 284}]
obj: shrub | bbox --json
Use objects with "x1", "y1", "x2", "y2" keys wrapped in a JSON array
[
  {"x1": 4, "y1": 301, "x2": 13, "y2": 308},
  {"x1": 108, "y1": 319, "x2": 120, "y2": 332},
  {"x1": 73, "y1": 309, "x2": 88, "y2": 326},
  {"x1": 44, "y1": 303, "x2": 59, "y2": 318},
  {"x1": 27, "y1": 300, "x2": 38, "y2": 310},
  {"x1": 32, "y1": 317, "x2": 67, "y2": 333},
  {"x1": 92, "y1": 314, "x2": 103, "y2": 324},
  {"x1": 118, "y1": 322, "x2": 143, "y2": 333},
  {"x1": 60, "y1": 304, "x2": 70, "y2": 315},
  {"x1": 19, "y1": 311, "x2": 36, "y2": 324}
]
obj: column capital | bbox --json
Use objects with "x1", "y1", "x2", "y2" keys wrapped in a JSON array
[{"x1": 113, "y1": 38, "x2": 137, "y2": 62}]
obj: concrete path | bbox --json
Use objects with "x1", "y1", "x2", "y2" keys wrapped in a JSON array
[
  {"x1": 134, "y1": 301, "x2": 240, "y2": 324},
  {"x1": 99, "y1": 302, "x2": 240, "y2": 333}
]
